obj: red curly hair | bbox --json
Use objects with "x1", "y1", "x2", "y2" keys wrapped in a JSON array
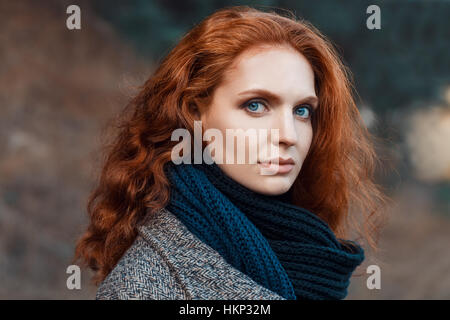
[{"x1": 74, "y1": 5, "x2": 390, "y2": 285}]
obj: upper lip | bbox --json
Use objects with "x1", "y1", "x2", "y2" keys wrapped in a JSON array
[{"x1": 259, "y1": 157, "x2": 295, "y2": 165}]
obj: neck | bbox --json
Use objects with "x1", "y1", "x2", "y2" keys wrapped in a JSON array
[{"x1": 195, "y1": 161, "x2": 293, "y2": 204}]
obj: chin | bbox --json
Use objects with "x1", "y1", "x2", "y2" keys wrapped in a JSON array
[{"x1": 251, "y1": 176, "x2": 294, "y2": 196}]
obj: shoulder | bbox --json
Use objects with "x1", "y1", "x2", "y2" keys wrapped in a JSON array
[
  {"x1": 96, "y1": 207, "x2": 285, "y2": 300},
  {"x1": 95, "y1": 231, "x2": 188, "y2": 300}
]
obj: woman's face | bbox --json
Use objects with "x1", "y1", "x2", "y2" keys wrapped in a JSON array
[{"x1": 199, "y1": 44, "x2": 318, "y2": 195}]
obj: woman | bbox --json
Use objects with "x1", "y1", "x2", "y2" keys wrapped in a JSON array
[{"x1": 74, "y1": 6, "x2": 388, "y2": 300}]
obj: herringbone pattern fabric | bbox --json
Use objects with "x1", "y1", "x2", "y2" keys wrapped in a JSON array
[{"x1": 96, "y1": 208, "x2": 285, "y2": 300}]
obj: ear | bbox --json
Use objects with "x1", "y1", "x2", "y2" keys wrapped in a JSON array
[{"x1": 190, "y1": 103, "x2": 201, "y2": 121}]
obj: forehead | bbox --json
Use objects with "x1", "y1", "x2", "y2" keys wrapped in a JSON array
[{"x1": 220, "y1": 45, "x2": 316, "y2": 96}]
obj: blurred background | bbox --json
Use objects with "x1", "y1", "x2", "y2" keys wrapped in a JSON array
[{"x1": 0, "y1": 0, "x2": 449, "y2": 299}]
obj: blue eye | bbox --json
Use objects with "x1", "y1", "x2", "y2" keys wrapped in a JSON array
[
  {"x1": 244, "y1": 101, "x2": 266, "y2": 113},
  {"x1": 294, "y1": 105, "x2": 312, "y2": 119}
]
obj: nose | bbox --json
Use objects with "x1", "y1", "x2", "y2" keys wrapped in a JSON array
[{"x1": 274, "y1": 108, "x2": 298, "y2": 147}]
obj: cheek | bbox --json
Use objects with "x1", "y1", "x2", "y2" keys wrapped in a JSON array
[
  {"x1": 201, "y1": 107, "x2": 236, "y2": 132},
  {"x1": 296, "y1": 123, "x2": 313, "y2": 155}
]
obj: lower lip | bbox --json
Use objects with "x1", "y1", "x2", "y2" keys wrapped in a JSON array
[{"x1": 258, "y1": 162, "x2": 294, "y2": 174}]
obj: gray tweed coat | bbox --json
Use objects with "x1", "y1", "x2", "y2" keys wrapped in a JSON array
[{"x1": 96, "y1": 208, "x2": 285, "y2": 300}]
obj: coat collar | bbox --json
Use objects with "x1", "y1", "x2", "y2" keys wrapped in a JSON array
[{"x1": 138, "y1": 208, "x2": 285, "y2": 300}]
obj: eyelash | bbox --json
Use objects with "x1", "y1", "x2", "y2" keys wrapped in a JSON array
[{"x1": 240, "y1": 99, "x2": 315, "y2": 119}]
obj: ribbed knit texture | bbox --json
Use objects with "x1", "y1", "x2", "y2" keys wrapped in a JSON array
[{"x1": 164, "y1": 161, "x2": 365, "y2": 300}]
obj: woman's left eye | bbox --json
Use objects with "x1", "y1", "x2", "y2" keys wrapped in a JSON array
[{"x1": 294, "y1": 105, "x2": 312, "y2": 119}]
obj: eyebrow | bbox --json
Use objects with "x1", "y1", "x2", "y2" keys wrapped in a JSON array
[{"x1": 237, "y1": 88, "x2": 319, "y2": 109}]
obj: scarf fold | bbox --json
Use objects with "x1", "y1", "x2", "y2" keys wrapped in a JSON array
[{"x1": 164, "y1": 161, "x2": 364, "y2": 300}]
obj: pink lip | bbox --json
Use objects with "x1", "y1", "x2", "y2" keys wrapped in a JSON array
[{"x1": 258, "y1": 157, "x2": 295, "y2": 174}]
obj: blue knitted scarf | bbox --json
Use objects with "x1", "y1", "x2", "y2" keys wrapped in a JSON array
[{"x1": 164, "y1": 161, "x2": 365, "y2": 300}]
